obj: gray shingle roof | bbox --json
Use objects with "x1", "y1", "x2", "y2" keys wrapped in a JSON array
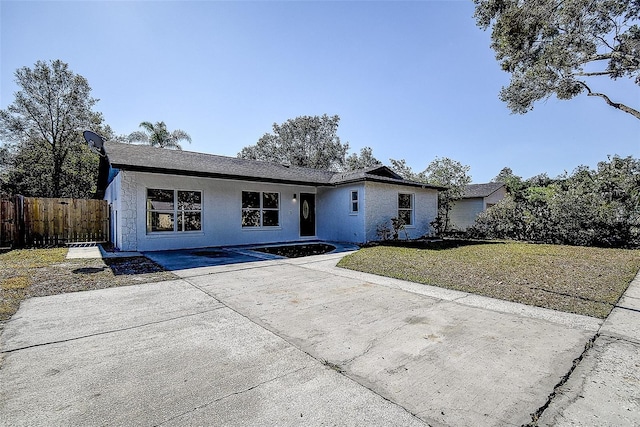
[
  {"x1": 102, "y1": 142, "x2": 443, "y2": 190},
  {"x1": 104, "y1": 142, "x2": 333, "y2": 185},
  {"x1": 463, "y1": 182, "x2": 505, "y2": 198}
]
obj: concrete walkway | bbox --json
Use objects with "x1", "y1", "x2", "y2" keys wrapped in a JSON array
[
  {"x1": 65, "y1": 243, "x2": 142, "y2": 259},
  {"x1": 1, "y1": 251, "x2": 637, "y2": 426},
  {"x1": 536, "y1": 270, "x2": 640, "y2": 426}
]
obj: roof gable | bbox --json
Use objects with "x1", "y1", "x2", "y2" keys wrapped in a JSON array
[
  {"x1": 463, "y1": 182, "x2": 505, "y2": 198},
  {"x1": 362, "y1": 166, "x2": 403, "y2": 179}
]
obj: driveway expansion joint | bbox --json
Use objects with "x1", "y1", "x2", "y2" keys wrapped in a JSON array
[
  {"x1": 598, "y1": 333, "x2": 640, "y2": 346},
  {"x1": 529, "y1": 276, "x2": 640, "y2": 423},
  {"x1": 523, "y1": 333, "x2": 599, "y2": 426},
  {"x1": 340, "y1": 322, "x2": 409, "y2": 367},
  {"x1": 613, "y1": 304, "x2": 640, "y2": 314},
  {"x1": 0, "y1": 307, "x2": 225, "y2": 354},
  {"x1": 154, "y1": 366, "x2": 311, "y2": 427},
  {"x1": 180, "y1": 275, "x2": 428, "y2": 426}
]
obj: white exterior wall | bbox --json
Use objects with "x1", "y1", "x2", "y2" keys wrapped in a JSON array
[
  {"x1": 103, "y1": 170, "x2": 139, "y2": 251},
  {"x1": 109, "y1": 171, "x2": 317, "y2": 251},
  {"x1": 106, "y1": 171, "x2": 440, "y2": 250},
  {"x1": 104, "y1": 172, "x2": 121, "y2": 250},
  {"x1": 450, "y1": 187, "x2": 506, "y2": 231},
  {"x1": 486, "y1": 187, "x2": 506, "y2": 205},
  {"x1": 364, "y1": 182, "x2": 438, "y2": 242},
  {"x1": 316, "y1": 184, "x2": 366, "y2": 243},
  {"x1": 449, "y1": 198, "x2": 484, "y2": 231}
]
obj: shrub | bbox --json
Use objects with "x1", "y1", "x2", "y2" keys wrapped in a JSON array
[{"x1": 469, "y1": 156, "x2": 640, "y2": 248}]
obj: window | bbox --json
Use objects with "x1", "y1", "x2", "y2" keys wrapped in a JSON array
[
  {"x1": 350, "y1": 190, "x2": 359, "y2": 213},
  {"x1": 242, "y1": 191, "x2": 279, "y2": 227},
  {"x1": 147, "y1": 189, "x2": 202, "y2": 233},
  {"x1": 398, "y1": 193, "x2": 413, "y2": 226}
]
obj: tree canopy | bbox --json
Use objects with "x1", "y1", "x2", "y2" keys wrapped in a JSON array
[
  {"x1": 474, "y1": 0, "x2": 640, "y2": 119},
  {"x1": 238, "y1": 114, "x2": 350, "y2": 171},
  {"x1": 345, "y1": 147, "x2": 382, "y2": 170},
  {"x1": 0, "y1": 60, "x2": 108, "y2": 198},
  {"x1": 128, "y1": 121, "x2": 191, "y2": 150}
]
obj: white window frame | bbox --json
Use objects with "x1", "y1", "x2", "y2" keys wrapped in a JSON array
[
  {"x1": 146, "y1": 188, "x2": 202, "y2": 233},
  {"x1": 398, "y1": 192, "x2": 414, "y2": 227},
  {"x1": 350, "y1": 190, "x2": 359, "y2": 214},
  {"x1": 242, "y1": 191, "x2": 280, "y2": 228}
]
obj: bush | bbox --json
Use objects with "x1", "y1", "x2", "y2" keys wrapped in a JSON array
[{"x1": 469, "y1": 156, "x2": 640, "y2": 248}]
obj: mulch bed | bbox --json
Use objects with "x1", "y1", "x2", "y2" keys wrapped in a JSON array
[{"x1": 253, "y1": 243, "x2": 336, "y2": 258}]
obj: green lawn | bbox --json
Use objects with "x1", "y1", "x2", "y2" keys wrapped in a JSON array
[{"x1": 337, "y1": 241, "x2": 640, "y2": 318}]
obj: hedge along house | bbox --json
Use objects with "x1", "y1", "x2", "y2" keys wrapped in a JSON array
[{"x1": 96, "y1": 142, "x2": 442, "y2": 252}]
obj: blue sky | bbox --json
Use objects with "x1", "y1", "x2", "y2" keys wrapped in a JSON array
[{"x1": 1, "y1": 1, "x2": 638, "y2": 183}]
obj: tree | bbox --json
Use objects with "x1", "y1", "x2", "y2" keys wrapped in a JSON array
[
  {"x1": 0, "y1": 145, "x2": 11, "y2": 197},
  {"x1": 492, "y1": 167, "x2": 515, "y2": 183},
  {"x1": 492, "y1": 166, "x2": 527, "y2": 196},
  {"x1": 345, "y1": 147, "x2": 382, "y2": 170},
  {"x1": 474, "y1": 0, "x2": 640, "y2": 119},
  {"x1": 0, "y1": 60, "x2": 107, "y2": 198},
  {"x1": 238, "y1": 114, "x2": 349, "y2": 170},
  {"x1": 388, "y1": 158, "x2": 426, "y2": 182},
  {"x1": 424, "y1": 157, "x2": 472, "y2": 233},
  {"x1": 128, "y1": 121, "x2": 191, "y2": 150},
  {"x1": 389, "y1": 157, "x2": 472, "y2": 233}
]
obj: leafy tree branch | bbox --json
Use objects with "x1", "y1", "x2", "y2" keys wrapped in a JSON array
[
  {"x1": 577, "y1": 80, "x2": 640, "y2": 118},
  {"x1": 474, "y1": 0, "x2": 640, "y2": 119}
]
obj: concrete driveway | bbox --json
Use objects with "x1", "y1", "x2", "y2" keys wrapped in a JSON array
[{"x1": 0, "y1": 250, "x2": 616, "y2": 426}]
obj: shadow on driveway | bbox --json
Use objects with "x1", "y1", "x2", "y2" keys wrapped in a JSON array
[{"x1": 144, "y1": 241, "x2": 359, "y2": 271}]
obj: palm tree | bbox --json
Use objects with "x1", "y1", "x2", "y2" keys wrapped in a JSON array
[{"x1": 128, "y1": 121, "x2": 191, "y2": 150}]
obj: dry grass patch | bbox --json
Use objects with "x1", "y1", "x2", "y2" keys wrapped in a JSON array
[
  {"x1": 338, "y1": 242, "x2": 640, "y2": 318},
  {"x1": 0, "y1": 248, "x2": 178, "y2": 323}
]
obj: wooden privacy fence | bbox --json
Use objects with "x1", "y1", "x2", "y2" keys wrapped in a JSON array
[
  {"x1": 0, "y1": 198, "x2": 17, "y2": 247},
  {"x1": 0, "y1": 196, "x2": 109, "y2": 247}
]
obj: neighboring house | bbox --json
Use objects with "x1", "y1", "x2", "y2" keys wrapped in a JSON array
[
  {"x1": 449, "y1": 182, "x2": 506, "y2": 231},
  {"x1": 97, "y1": 143, "x2": 443, "y2": 251}
]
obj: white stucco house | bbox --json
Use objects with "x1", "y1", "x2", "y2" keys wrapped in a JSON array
[
  {"x1": 96, "y1": 142, "x2": 443, "y2": 251},
  {"x1": 449, "y1": 182, "x2": 506, "y2": 231}
]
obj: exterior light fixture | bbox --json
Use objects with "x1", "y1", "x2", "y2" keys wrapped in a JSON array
[{"x1": 293, "y1": 193, "x2": 297, "y2": 201}]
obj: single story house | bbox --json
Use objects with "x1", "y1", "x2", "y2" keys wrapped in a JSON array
[
  {"x1": 97, "y1": 142, "x2": 443, "y2": 251},
  {"x1": 449, "y1": 182, "x2": 506, "y2": 231}
]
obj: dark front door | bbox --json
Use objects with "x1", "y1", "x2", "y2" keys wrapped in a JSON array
[{"x1": 299, "y1": 193, "x2": 316, "y2": 237}]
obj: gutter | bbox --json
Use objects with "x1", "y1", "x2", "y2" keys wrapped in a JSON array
[{"x1": 107, "y1": 164, "x2": 447, "y2": 191}]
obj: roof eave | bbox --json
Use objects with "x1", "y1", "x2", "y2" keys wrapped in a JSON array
[
  {"x1": 334, "y1": 176, "x2": 445, "y2": 190},
  {"x1": 111, "y1": 164, "x2": 329, "y2": 187}
]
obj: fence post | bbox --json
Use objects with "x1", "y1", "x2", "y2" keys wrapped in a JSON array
[{"x1": 15, "y1": 195, "x2": 25, "y2": 248}]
